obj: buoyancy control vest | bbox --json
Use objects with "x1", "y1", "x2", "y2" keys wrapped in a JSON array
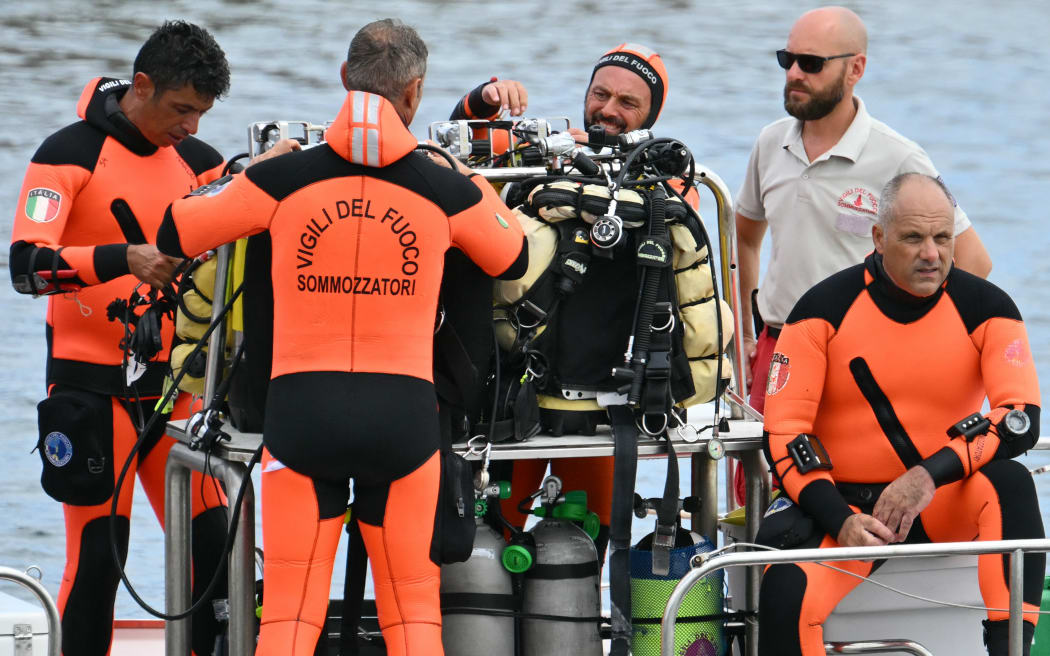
[{"x1": 489, "y1": 179, "x2": 733, "y2": 437}]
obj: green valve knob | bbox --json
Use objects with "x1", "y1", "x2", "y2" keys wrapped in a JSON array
[
  {"x1": 552, "y1": 490, "x2": 589, "y2": 522},
  {"x1": 583, "y1": 511, "x2": 601, "y2": 541},
  {"x1": 496, "y1": 480, "x2": 512, "y2": 499},
  {"x1": 533, "y1": 506, "x2": 548, "y2": 518},
  {"x1": 474, "y1": 498, "x2": 488, "y2": 517},
  {"x1": 502, "y1": 544, "x2": 533, "y2": 573}
]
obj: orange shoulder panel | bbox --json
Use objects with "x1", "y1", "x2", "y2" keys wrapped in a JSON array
[
  {"x1": 448, "y1": 176, "x2": 525, "y2": 277},
  {"x1": 763, "y1": 316, "x2": 837, "y2": 500},
  {"x1": 167, "y1": 173, "x2": 278, "y2": 258}
]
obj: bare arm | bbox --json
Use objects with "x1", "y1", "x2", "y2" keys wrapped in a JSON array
[
  {"x1": 953, "y1": 226, "x2": 992, "y2": 278},
  {"x1": 736, "y1": 213, "x2": 767, "y2": 381}
]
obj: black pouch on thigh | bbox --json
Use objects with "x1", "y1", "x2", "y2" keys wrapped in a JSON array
[
  {"x1": 430, "y1": 449, "x2": 477, "y2": 565},
  {"x1": 755, "y1": 495, "x2": 816, "y2": 549},
  {"x1": 35, "y1": 387, "x2": 114, "y2": 505}
]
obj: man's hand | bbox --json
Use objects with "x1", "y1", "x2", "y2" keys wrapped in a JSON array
[
  {"x1": 836, "y1": 513, "x2": 895, "y2": 547},
  {"x1": 128, "y1": 244, "x2": 181, "y2": 288},
  {"x1": 743, "y1": 333, "x2": 758, "y2": 388},
  {"x1": 423, "y1": 140, "x2": 473, "y2": 175},
  {"x1": 482, "y1": 79, "x2": 528, "y2": 116},
  {"x1": 873, "y1": 467, "x2": 936, "y2": 542},
  {"x1": 249, "y1": 138, "x2": 302, "y2": 166},
  {"x1": 567, "y1": 127, "x2": 589, "y2": 144}
]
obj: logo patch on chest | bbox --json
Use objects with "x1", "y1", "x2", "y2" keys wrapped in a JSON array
[
  {"x1": 24, "y1": 188, "x2": 62, "y2": 223},
  {"x1": 836, "y1": 187, "x2": 878, "y2": 216}
]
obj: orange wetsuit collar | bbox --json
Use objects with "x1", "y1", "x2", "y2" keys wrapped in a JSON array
[
  {"x1": 325, "y1": 90, "x2": 418, "y2": 168},
  {"x1": 76, "y1": 77, "x2": 157, "y2": 156}
]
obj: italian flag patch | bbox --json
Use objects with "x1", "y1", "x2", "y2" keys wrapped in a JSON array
[{"x1": 25, "y1": 188, "x2": 61, "y2": 223}]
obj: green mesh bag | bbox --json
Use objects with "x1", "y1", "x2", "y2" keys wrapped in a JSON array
[{"x1": 630, "y1": 530, "x2": 724, "y2": 656}]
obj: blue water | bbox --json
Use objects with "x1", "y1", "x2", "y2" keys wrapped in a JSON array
[{"x1": 0, "y1": 0, "x2": 1048, "y2": 618}]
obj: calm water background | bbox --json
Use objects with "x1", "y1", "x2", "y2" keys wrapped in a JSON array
[{"x1": 0, "y1": 0, "x2": 1048, "y2": 617}]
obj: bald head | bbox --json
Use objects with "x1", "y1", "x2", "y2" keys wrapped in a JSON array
[{"x1": 789, "y1": 6, "x2": 868, "y2": 55}]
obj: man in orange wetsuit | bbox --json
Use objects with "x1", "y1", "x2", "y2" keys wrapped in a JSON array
[
  {"x1": 9, "y1": 22, "x2": 241, "y2": 656},
  {"x1": 758, "y1": 173, "x2": 1043, "y2": 656},
  {"x1": 448, "y1": 44, "x2": 687, "y2": 561},
  {"x1": 156, "y1": 19, "x2": 528, "y2": 656}
]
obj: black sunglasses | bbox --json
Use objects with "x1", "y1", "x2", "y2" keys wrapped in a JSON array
[{"x1": 776, "y1": 49, "x2": 855, "y2": 74}]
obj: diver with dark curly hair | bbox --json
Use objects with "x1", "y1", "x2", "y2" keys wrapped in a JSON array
[{"x1": 10, "y1": 20, "x2": 293, "y2": 656}]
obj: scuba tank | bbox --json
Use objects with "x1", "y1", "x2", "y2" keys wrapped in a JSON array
[
  {"x1": 518, "y1": 476, "x2": 603, "y2": 656},
  {"x1": 440, "y1": 480, "x2": 517, "y2": 656},
  {"x1": 630, "y1": 495, "x2": 723, "y2": 656}
]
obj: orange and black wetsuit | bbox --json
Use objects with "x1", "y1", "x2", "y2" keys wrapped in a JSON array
[
  {"x1": 158, "y1": 89, "x2": 528, "y2": 656},
  {"x1": 9, "y1": 77, "x2": 229, "y2": 656},
  {"x1": 759, "y1": 253, "x2": 1043, "y2": 656}
]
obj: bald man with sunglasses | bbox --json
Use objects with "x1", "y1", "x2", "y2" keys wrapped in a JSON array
[{"x1": 734, "y1": 6, "x2": 992, "y2": 425}]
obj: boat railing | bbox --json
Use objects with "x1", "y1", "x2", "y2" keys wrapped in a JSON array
[
  {"x1": 661, "y1": 538, "x2": 1050, "y2": 656},
  {"x1": 825, "y1": 639, "x2": 933, "y2": 655},
  {"x1": 0, "y1": 566, "x2": 61, "y2": 656}
]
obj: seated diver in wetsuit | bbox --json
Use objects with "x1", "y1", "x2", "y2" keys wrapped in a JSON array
[{"x1": 758, "y1": 173, "x2": 1043, "y2": 656}]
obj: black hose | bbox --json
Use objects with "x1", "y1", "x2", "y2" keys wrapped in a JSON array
[
  {"x1": 627, "y1": 187, "x2": 668, "y2": 405},
  {"x1": 109, "y1": 281, "x2": 253, "y2": 621}
]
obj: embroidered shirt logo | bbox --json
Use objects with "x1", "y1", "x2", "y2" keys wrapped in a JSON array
[
  {"x1": 836, "y1": 187, "x2": 878, "y2": 216},
  {"x1": 766, "y1": 352, "x2": 791, "y2": 396},
  {"x1": 25, "y1": 188, "x2": 62, "y2": 223}
]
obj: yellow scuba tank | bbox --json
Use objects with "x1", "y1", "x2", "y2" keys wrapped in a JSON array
[{"x1": 170, "y1": 255, "x2": 225, "y2": 395}]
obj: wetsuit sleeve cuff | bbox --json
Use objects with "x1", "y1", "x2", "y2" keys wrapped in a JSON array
[
  {"x1": 94, "y1": 243, "x2": 130, "y2": 282},
  {"x1": 455, "y1": 80, "x2": 500, "y2": 120},
  {"x1": 495, "y1": 235, "x2": 529, "y2": 281},
  {"x1": 920, "y1": 447, "x2": 966, "y2": 487},
  {"x1": 798, "y1": 479, "x2": 855, "y2": 538}
]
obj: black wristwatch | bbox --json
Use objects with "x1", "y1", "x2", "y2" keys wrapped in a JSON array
[{"x1": 1000, "y1": 409, "x2": 1031, "y2": 440}]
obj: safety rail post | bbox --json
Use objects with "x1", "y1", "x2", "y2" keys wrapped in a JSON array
[
  {"x1": 660, "y1": 538, "x2": 1050, "y2": 656},
  {"x1": 695, "y1": 167, "x2": 746, "y2": 420},
  {"x1": 0, "y1": 566, "x2": 61, "y2": 656},
  {"x1": 165, "y1": 441, "x2": 257, "y2": 656},
  {"x1": 165, "y1": 445, "x2": 193, "y2": 656},
  {"x1": 1011, "y1": 548, "x2": 1024, "y2": 656},
  {"x1": 202, "y1": 243, "x2": 232, "y2": 405}
]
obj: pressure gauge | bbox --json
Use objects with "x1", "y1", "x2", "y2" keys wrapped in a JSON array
[{"x1": 707, "y1": 437, "x2": 725, "y2": 460}]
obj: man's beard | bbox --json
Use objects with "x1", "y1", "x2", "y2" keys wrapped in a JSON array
[
  {"x1": 584, "y1": 111, "x2": 627, "y2": 134},
  {"x1": 783, "y1": 70, "x2": 846, "y2": 121}
]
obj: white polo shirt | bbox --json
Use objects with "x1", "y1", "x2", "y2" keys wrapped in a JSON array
[{"x1": 735, "y1": 96, "x2": 970, "y2": 327}]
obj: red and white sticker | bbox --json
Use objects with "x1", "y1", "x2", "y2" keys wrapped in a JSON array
[
  {"x1": 24, "y1": 188, "x2": 62, "y2": 223},
  {"x1": 836, "y1": 187, "x2": 878, "y2": 216},
  {"x1": 766, "y1": 352, "x2": 791, "y2": 396}
]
